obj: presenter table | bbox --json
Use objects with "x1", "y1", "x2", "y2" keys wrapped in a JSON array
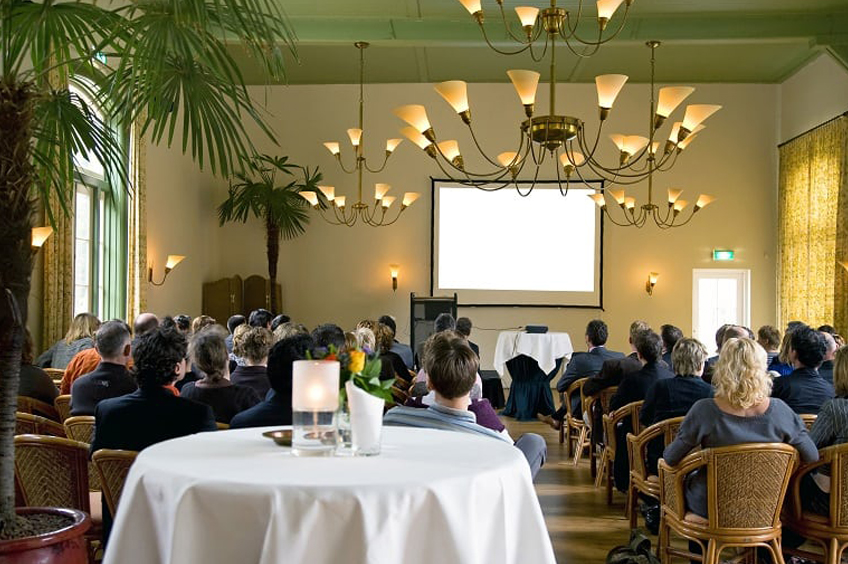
[
  {"x1": 494, "y1": 331, "x2": 573, "y2": 421},
  {"x1": 104, "y1": 426, "x2": 555, "y2": 564}
]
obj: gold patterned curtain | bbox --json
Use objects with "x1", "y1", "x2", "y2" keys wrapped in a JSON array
[
  {"x1": 777, "y1": 115, "x2": 848, "y2": 334},
  {"x1": 126, "y1": 118, "x2": 148, "y2": 322}
]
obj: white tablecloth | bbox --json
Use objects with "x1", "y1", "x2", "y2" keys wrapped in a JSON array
[
  {"x1": 104, "y1": 426, "x2": 555, "y2": 564},
  {"x1": 493, "y1": 331, "x2": 574, "y2": 378}
]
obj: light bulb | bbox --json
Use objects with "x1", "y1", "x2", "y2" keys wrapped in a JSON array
[
  {"x1": 347, "y1": 128, "x2": 362, "y2": 147},
  {"x1": 650, "y1": 141, "x2": 660, "y2": 155},
  {"x1": 323, "y1": 142, "x2": 340, "y2": 156},
  {"x1": 682, "y1": 104, "x2": 721, "y2": 132},
  {"x1": 317, "y1": 186, "x2": 335, "y2": 201},
  {"x1": 300, "y1": 191, "x2": 319, "y2": 206},
  {"x1": 402, "y1": 192, "x2": 420, "y2": 207},
  {"x1": 695, "y1": 194, "x2": 715, "y2": 210},
  {"x1": 386, "y1": 138, "x2": 402, "y2": 153},
  {"x1": 393, "y1": 105, "x2": 432, "y2": 134},
  {"x1": 382, "y1": 196, "x2": 396, "y2": 209},
  {"x1": 437, "y1": 140, "x2": 461, "y2": 162},
  {"x1": 374, "y1": 183, "x2": 390, "y2": 200},
  {"x1": 597, "y1": 0, "x2": 625, "y2": 20},
  {"x1": 656, "y1": 86, "x2": 694, "y2": 118},
  {"x1": 595, "y1": 74, "x2": 628, "y2": 109},
  {"x1": 667, "y1": 188, "x2": 683, "y2": 204},
  {"x1": 515, "y1": 6, "x2": 539, "y2": 27},
  {"x1": 434, "y1": 81, "x2": 469, "y2": 114},
  {"x1": 589, "y1": 193, "x2": 606, "y2": 207},
  {"x1": 507, "y1": 70, "x2": 541, "y2": 105},
  {"x1": 400, "y1": 126, "x2": 433, "y2": 150}
]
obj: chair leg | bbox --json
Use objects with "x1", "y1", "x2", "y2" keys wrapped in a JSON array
[
  {"x1": 572, "y1": 427, "x2": 587, "y2": 466},
  {"x1": 606, "y1": 463, "x2": 613, "y2": 505},
  {"x1": 590, "y1": 436, "x2": 597, "y2": 479},
  {"x1": 565, "y1": 423, "x2": 573, "y2": 456},
  {"x1": 827, "y1": 537, "x2": 840, "y2": 564},
  {"x1": 594, "y1": 447, "x2": 607, "y2": 488},
  {"x1": 657, "y1": 517, "x2": 668, "y2": 563},
  {"x1": 558, "y1": 421, "x2": 565, "y2": 445},
  {"x1": 628, "y1": 485, "x2": 638, "y2": 529},
  {"x1": 704, "y1": 539, "x2": 718, "y2": 564}
]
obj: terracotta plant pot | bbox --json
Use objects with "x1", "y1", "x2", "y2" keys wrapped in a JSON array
[{"x1": 0, "y1": 507, "x2": 91, "y2": 564}]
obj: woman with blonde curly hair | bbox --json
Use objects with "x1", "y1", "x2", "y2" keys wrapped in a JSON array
[{"x1": 663, "y1": 337, "x2": 817, "y2": 519}]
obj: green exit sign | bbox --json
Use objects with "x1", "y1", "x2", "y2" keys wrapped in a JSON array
[{"x1": 713, "y1": 249, "x2": 735, "y2": 261}]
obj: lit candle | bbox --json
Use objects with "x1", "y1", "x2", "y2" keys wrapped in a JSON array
[{"x1": 292, "y1": 360, "x2": 339, "y2": 411}]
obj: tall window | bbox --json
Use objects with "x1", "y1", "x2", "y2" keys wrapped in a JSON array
[{"x1": 70, "y1": 81, "x2": 128, "y2": 319}]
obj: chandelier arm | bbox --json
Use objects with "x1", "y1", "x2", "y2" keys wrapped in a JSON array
[
  {"x1": 654, "y1": 150, "x2": 681, "y2": 172},
  {"x1": 559, "y1": 32, "x2": 603, "y2": 59},
  {"x1": 478, "y1": 22, "x2": 534, "y2": 56},
  {"x1": 561, "y1": 0, "x2": 585, "y2": 38},
  {"x1": 575, "y1": 119, "x2": 608, "y2": 165},
  {"x1": 555, "y1": 154, "x2": 570, "y2": 197},
  {"x1": 465, "y1": 122, "x2": 527, "y2": 169},
  {"x1": 432, "y1": 142, "x2": 514, "y2": 179},
  {"x1": 363, "y1": 152, "x2": 391, "y2": 174},
  {"x1": 576, "y1": 156, "x2": 650, "y2": 185},
  {"x1": 528, "y1": 29, "x2": 551, "y2": 63},
  {"x1": 563, "y1": 4, "x2": 631, "y2": 48},
  {"x1": 334, "y1": 154, "x2": 359, "y2": 175},
  {"x1": 515, "y1": 162, "x2": 543, "y2": 197},
  {"x1": 654, "y1": 207, "x2": 677, "y2": 230},
  {"x1": 602, "y1": 206, "x2": 638, "y2": 227}
]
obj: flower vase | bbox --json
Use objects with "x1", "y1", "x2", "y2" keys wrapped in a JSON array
[
  {"x1": 336, "y1": 394, "x2": 355, "y2": 456},
  {"x1": 345, "y1": 380, "x2": 385, "y2": 456}
]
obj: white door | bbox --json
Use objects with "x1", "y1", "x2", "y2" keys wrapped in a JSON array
[{"x1": 692, "y1": 269, "x2": 751, "y2": 354}]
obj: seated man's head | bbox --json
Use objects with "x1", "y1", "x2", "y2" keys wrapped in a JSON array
[
  {"x1": 311, "y1": 323, "x2": 346, "y2": 350},
  {"x1": 249, "y1": 308, "x2": 273, "y2": 329},
  {"x1": 95, "y1": 319, "x2": 132, "y2": 365},
  {"x1": 790, "y1": 325, "x2": 827, "y2": 369},
  {"x1": 628, "y1": 320, "x2": 650, "y2": 349},
  {"x1": 455, "y1": 317, "x2": 473, "y2": 340},
  {"x1": 133, "y1": 312, "x2": 159, "y2": 337},
  {"x1": 585, "y1": 319, "x2": 609, "y2": 348},
  {"x1": 433, "y1": 313, "x2": 456, "y2": 334},
  {"x1": 268, "y1": 333, "x2": 314, "y2": 396},
  {"x1": 821, "y1": 331, "x2": 838, "y2": 362},
  {"x1": 132, "y1": 326, "x2": 187, "y2": 389},
  {"x1": 271, "y1": 314, "x2": 291, "y2": 332},
  {"x1": 378, "y1": 315, "x2": 397, "y2": 337},
  {"x1": 227, "y1": 314, "x2": 246, "y2": 335},
  {"x1": 634, "y1": 330, "x2": 662, "y2": 365},
  {"x1": 671, "y1": 338, "x2": 708, "y2": 377},
  {"x1": 424, "y1": 331, "x2": 479, "y2": 402},
  {"x1": 173, "y1": 315, "x2": 192, "y2": 334},
  {"x1": 660, "y1": 324, "x2": 683, "y2": 354},
  {"x1": 756, "y1": 325, "x2": 781, "y2": 353}
]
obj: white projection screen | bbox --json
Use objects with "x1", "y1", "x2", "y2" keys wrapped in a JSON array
[{"x1": 431, "y1": 180, "x2": 604, "y2": 307}]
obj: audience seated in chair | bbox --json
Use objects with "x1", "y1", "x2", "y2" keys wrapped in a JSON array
[
  {"x1": 36, "y1": 312, "x2": 99, "y2": 369},
  {"x1": 19, "y1": 329, "x2": 59, "y2": 405},
  {"x1": 384, "y1": 331, "x2": 546, "y2": 480},
  {"x1": 659, "y1": 324, "x2": 683, "y2": 373},
  {"x1": 818, "y1": 331, "x2": 838, "y2": 385},
  {"x1": 180, "y1": 325, "x2": 261, "y2": 424},
  {"x1": 224, "y1": 314, "x2": 246, "y2": 354},
  {"x1": 375, "y1": 323, "x2": 409, "y2": 382},
  {"x1": 455, "y1": 317, "x2": 480, "y2": 359},
  {"x1": 757, "y1": 325, "x2": 782, "y2": 367},
  {"x1": 702, "y1": 324, "x2": 747, "y2": 384},
  {"x1": 379, "y1": 315, "x2": 414, "y2": 370},
  {"x1": 768, "y1": 328, "x2": 796, "y2": 378},
  {"x1": 70, "y1": 320, "x2": 137, "y2": 416},
  {"x1": 771, "y1": 325, "x2": 834, "y2": 414},
  {"x1": 230, "y1": 333, "x2": 314, "y2": 429},
  {"x1": 248, "y1": 308, "x2": 273, "y2": 330},
  {"x1": 311, "y1": 323, "x2": 346, "y2": 351},
  {"x1": 582, "y1": 320, "x2": 649, "y2": 399},
  {"x1": 230, "y1": 326, "x2": 274, "y2": 399}
]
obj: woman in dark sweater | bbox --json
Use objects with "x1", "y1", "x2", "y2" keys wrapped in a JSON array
[
  {"x1": 181, "y1": 325, "x2": 260, "y2": 424},
  {"x1": 230, "y1": 326, "x2": 274, "y2": 399}
]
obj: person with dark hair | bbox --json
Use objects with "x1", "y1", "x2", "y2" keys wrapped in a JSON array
[
  {"x1": 384, "y1": 332, "x2": 547, "y2": 480},
  {"x1": 133, "y1": 312, "x2": 160, "y2": 337},
  {"x1": 379, "y1": 314, "x2": 414, "y2": 370},
  {"x1": 19, "y1": 329, "x2": 59, "y2": 404},
  {"x1": 542, "y1": 320, "x2": 625, "y2": 430},
  {"x1": 174, "y1": 315, "x2": 191, "y2": 334},
  {"x1": 434, "y1": 313, "x2": 455, "y2": 333},
  {"x1": 311, "y1": 323, "x2": 346, "y2": 351},
  {"x1": 660, "y1": 324, "x2": 684, "y2": 372},
  {"x1": 772, "y1": 326, "x2": 834, "y2": 414},
  {"x1": 375, "y1": 323, "x2": 409, "y2": 382},
  {"x1": 181, "y1": 326, "x2": 260, "y2": 423},
  {"x1": 455, "y1": 317, "x2": 480, "y2": 358},
  {"x1": 248, "y1": 308, "x2": 273, "y2": 329},
  {"x1": 609, "y1": 329, "x2": 674, "y2": 492},
  {"x1": 787, "y1": 320, "x2": 807, "y2": 333},
  {"x1": 703, "y1": 325, "x2": 748, "y2": 384},
  {"x1": 270, "y1": 314, "x2": 291, "y2": 332},
  {"x1": 225, "y1": 314, "x2": 246, "y2": 353},
  {"x1": 70, "y1": 320, "x2": 137, "y2": 416},
  {"x1": 819, "y1": 324, "x2": 836, "y2": 335},
  {"x1": 757, "y1": 325, "x2": 782, "y2": 365},
  {"x1": 230, "y1": 333, "x2": 314, "y2": 428},
  {"x1": 230, "y1": 326, "x2": 274, "y2": 398}
]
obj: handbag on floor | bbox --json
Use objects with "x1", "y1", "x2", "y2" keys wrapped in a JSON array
[{"x1": 606, "y1": 529, "x2": 661, "y2": 564}]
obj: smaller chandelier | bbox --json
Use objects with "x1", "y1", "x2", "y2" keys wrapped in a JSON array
[
  {"x1": 457, "y1": 0, "x2": 634, "y2": 59},
  {"x1": 300, "y1": 42, "x2": 420, "y2": 227}
]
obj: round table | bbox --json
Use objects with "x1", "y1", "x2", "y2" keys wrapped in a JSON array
[{"x1": 104, "y1": 426, "x2": 555, "y2": 564}]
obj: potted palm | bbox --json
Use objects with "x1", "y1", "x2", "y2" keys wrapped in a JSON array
[
  {"x1": 217, "y1": 154, "x2": 322, "y2": 314},
  {"x1": 0, "y1": 0, "x2": 296, "y2": 554}
]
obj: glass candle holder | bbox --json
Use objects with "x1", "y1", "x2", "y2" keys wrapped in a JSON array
[{"x1": 291, "y1": 360, "x2": 339, "y2": 457}]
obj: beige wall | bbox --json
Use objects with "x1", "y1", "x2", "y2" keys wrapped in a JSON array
[{"x1": 780, "y1": 52, "x2": 848, "y2": 143}]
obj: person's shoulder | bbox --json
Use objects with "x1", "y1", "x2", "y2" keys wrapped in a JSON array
[
  {"x1": 688, "y1": 397, "x2": 715, "y2": 415},
  {"x1": 767, "y1": 397, "x2": 796, "y2": 417}
]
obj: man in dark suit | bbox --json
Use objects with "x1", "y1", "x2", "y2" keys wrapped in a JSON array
[
  {"x1": 660, "y1": 324, "x2": 683, "y2": 373},
  {"x1": 380, "y1": 315, "x2": 414, "y2": 370},
  {"x1": 456, "y1": 317, "x2": 480, "y2": 358},
  {"x1": 230, "y1": 333, "x2": 313, "y2": 429},
  {"x1": 70, "y1": 320, "x2": 137, "y2": 416},
  {"x1": 581, "y1": 320, "x2": 650, "y2": 399},
  {"x1": 819, "y1": 331, "x2": 837, "y2": 385},
  {"x1": 539, "y1": 320, "x2": 624, "y2": 429},
  {"x1": 772, "y1": 325, "x2": 834, "y2": 414}
]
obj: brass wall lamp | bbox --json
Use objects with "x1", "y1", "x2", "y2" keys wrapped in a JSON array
[
  {"x1": 646, "y1": 272, "x2": 659, "y2": 296},
  {"x1": 149, "y1": 255, "x2": 185, "y2": 287}
]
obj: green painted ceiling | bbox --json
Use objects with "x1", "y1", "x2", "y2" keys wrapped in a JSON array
[{"x1": 232, "y1": 0, "x2": 848, "y2": 84}]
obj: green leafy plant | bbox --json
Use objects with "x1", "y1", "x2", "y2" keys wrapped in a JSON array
[
  {"x1": 308, "y1": 346, "x2": 394, "y2": 403},
  {"x1": 217, "y1": 154, "x2": 321, "y2": 313},
  {"x1": 0, "y1": 0, "x2": 296, "y2": 535}
]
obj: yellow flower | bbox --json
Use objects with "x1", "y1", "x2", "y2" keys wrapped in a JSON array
[{"x1": 348, "y1": 350, "x2": 366, "y2": 374}]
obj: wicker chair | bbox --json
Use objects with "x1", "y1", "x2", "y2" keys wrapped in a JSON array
[
  {"x1": 43, "y1": 368, "x2": 64, "y2": 387},
  {"x1": 92, "y1": 449, "x2": 138, "y2": 516},
  {"x1": 560, "y1": 378, "x2": 589, "y2": 464},
  {"x1": 54, "y1": 394, "x2": 72, "y2": 422},
  {"x1": 596, "y1": 400, "x2": 643, "y2": 507},
  {"x1": 17, "y1": 395, "x2": 60, "y2": 421},
  {"x1": 626, "y1": 416, "x2": 684, "y2": 528},
  {"x1": 585, "y1": 386, "x2": 619, "y2": 480},
  {"x1": 63, "y1": 416, "x2": 101, "y2": 492},
  {"x1": 783, "y1": 442, "x2": 848, "y2": 564},
  {"x1": 800, "y1": 413, "x2": 817, "y2": 430},
  {"x1": 216, "y1": 422, "x2": 230, "y2": 430},
  {"x1": 657, "y1": 443, "x2": 798, "y2": 564},
  {"x1": 15, "y1": 412, "x2": 66, "y2": 437}
]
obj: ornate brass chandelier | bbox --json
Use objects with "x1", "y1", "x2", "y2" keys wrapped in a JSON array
[
  {"x1": 394, "y1": 35, "x2": 720, "y2": 228},
  {"x1": 300, "y1": 42, "x2": 420, "y2": 227}
]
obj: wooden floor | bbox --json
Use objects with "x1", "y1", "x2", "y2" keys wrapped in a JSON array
[{"x1": 503, "y1": 418, "x2": 632, "y2": 564}]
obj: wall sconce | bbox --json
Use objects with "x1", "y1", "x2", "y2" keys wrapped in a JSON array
[
  {"x1": 31, "y1": 226, "x2": 53, "y2": 250},
  {"x1": 645, "y1": 272, "x2": 659, "y2": 296},
  {"x1": 148, "y1": 255, "x2": 185, "y2": 287},
  {"x1": 840, "y1": 260, "x2": 848, "y2": 272},
  {"x1": 389, "y1": 264, "x2": 400, "y2": 292}
]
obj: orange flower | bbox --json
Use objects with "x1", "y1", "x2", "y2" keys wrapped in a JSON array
[
  {"x1": 348, "y1": 350, "x2": 365, "y2": 374},
  {"x1": 325, "y1": 353, "x2": 337, "y2": 361}
]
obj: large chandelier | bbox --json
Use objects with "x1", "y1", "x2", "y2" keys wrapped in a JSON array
[
  {"x1": 394, "y1": 36, "x2": 721, "y2": 228},
  {"x1": 456, "y1": 0, "x2": 634, "y2": 58},
  {"x1": 300, "y1": 42, "x2": 420, "y2": 227}
]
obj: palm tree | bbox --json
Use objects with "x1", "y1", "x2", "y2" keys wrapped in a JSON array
[
  {"x1": 0, "y1": 0, "x2": 297, "y2": 533},
  {"x1": 217, "y1": 154, "x2": 321, "y2": 314}
]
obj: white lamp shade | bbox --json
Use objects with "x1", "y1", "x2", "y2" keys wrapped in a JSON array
[
  {"x1": 374, "y1": 183, "x2": 391, "y2": 200},
  {"x1": 597, "y1": 0, "x2": 625, "y2": 20},
  {"x1": 300, "y1": 191, "x2": 319, "y2": 206},
  {"x1": 382, "y1": 196, "x2": 396, "y2": 208},
  {"x1": 648, "y1": 272, "x2": 659, "y2": 284},
  {"x1": 677, "y1": 132, "x2": 700, "y2": 150},
  {"x1": 437, "y1": 140, "x2": 461, "y2": 161},
  {"x1": 559, "y1": 151, "x2": 585, "y2": 167},
  {"x1": 608, "y1": 189, "x2": 626, "y2": 205},
  {"x1": 497, "y1": 152, "x2": 522, "y2": 167},
  {"x1": 507, "y1": 70, "x2": 541, "y2": 105},
  {"x1": 434, "y1": 81, "x2": 470, "y2": 114},
  {"x1": 650, "y1": 141, "x2": 660, "y2": 155},
  {"x1": 323, "y1": 142, "x2": 340, "y2": 156},
  {"x1": 347, "y1": 128, "x2": 363, "y2": 146},
  {"x1": 165, "y1": 255, "x2": 185, "y2": 270},
  {"x1": 402, "y1": 192, "x2": 421, "y2": 206},
  {"x1": 400, "y1": 126, "x2": 433, "y2": 150},
  {"x1": 656, "y1": 86, "x2": 694, "y2": 118},
  {"x1": 695, "y1": 194, "x2": 715, "y2": 209},
  {"x1": 609, "y1": 133, "x2": 627, "y2": 152},
  {"x1": 335, "y1": 195, "x2": 346, "y2": 208},
  {"x1": 667, "y1": 188, "x2": 683, "y2": 204},
  {"x1": 393, "y1": 105, "x2": 432, "y2": 133},
  {"x1": 673, "y1": 199, "x2": 688, "y2": 212},
  {"x1": 595, "y1": 74, "x2": 628, "y2": 109},
  {"x1": 623, "y1": 135, "x2": 649, "y2": 155},
  {"x1": 31, "y1": 226, "x2": 53, "y2": 248},
  {"x1": 515, "y1": 6, "x2": 540, "y2": 26},
  {"x1": 667, "y1": 122, "x2": 682, "y2": 144},
  {"x1": 292, "y1": 360, "x2": 340, "y2": 411},
  {"x1": 386, "y1": 138, "x2": 403, "y2": 153},
  {"x1": 317, "y1": 186, "x2": 335, "y2": 201},
  {"x1": 389, "y1": 264, "x2": 400, "y2": 277},
  {"x1": 682, "y1": 104, "x2": 721, "y2": 131},
  {"x1": 589, "y1": 193, "x2": 606, "y2": 207},
  {"x1": 623, "y1": 197, "x2": 636, "y2": 210},
  {"x1": 457, "y1": 0, "x2": 482, "y2": 15}
]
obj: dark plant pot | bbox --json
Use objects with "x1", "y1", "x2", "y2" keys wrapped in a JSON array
[{"x1": 0, "y1": 507, "x2": 91, "y2": 564}]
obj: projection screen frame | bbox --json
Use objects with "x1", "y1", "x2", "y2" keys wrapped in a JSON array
[{"x1": 429, "y1": 178, "x2": 605, "y2": 309}]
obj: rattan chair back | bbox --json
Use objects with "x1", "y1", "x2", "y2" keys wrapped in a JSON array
[
  {"x1": 54, "y1": 395, "x2": 72, "y2": 422},
  {"x1": 561, "y1": 378, "x2": 590, "y2": 463},
  {"x1": 92, "y1": 449, "x2": 137, "y2": 516},
  {"x1": 625, "y1": 416, "x2": 683, "y2": 529},
  {"x1": 17, "y1": 396, "x2": 60, "y2": 421},
  {"x1": 800, "y1": 413, "x2": 817, "y2": 430},
  {"x1": 43, "y1": 368, "x2": 64, "y2": 387},
  {"x1": 15, "y1": 412, "x2": 66, "y2": 437},
  {"x1": 14, "y1": 434, "x2": 91, "y2": 512},
  {"x1": 216, "y1": 422, "x2": 230, "y2": 430},
  {"x1": 64, "y1": 416, "x2": 95, "y2": 444}
]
